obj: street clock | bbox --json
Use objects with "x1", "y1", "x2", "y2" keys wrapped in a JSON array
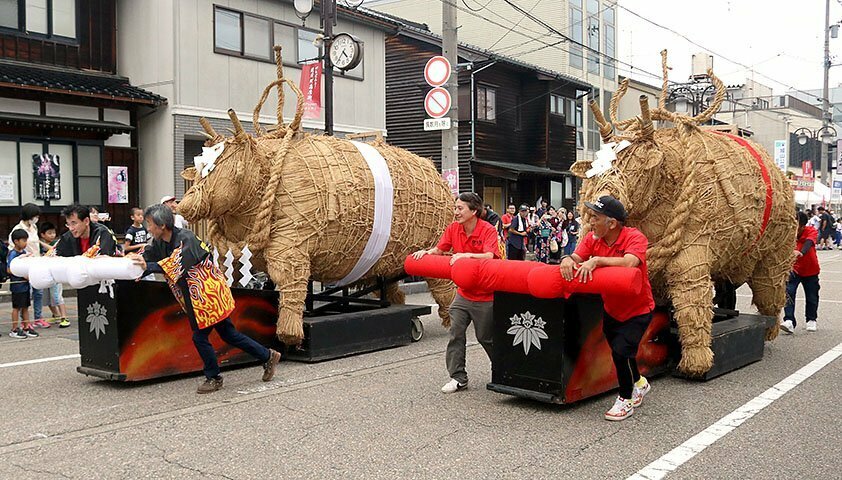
[{"x1": 329, "y1": 33, "x2": 363, "y2": 71}]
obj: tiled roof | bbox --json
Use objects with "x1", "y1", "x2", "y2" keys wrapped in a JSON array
[{"x1": 0, "y1": 60, "x2": 166, "y2": 106}]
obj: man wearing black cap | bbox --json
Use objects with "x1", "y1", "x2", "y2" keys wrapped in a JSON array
[{"x1": 559, "y1": 195, "x2": 655, "y2": 421}]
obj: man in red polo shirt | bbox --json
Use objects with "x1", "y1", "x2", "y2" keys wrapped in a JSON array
[
  {"x1": 781, "y1": 211, "x2": 820, "y2": 334},
  {"x1": 559, "y1": 195, "x2": 655, "y2": 421},
  {"x1": 412, "y1": 192, "x2": 500, "y2": 394}
]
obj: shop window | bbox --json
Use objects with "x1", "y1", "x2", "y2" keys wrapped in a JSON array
[{"x1": 0, "y1": 139, "x2": 99, "y2": 207}]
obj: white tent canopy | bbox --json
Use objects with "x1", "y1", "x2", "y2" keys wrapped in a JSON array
[{"x1": 794, "y1": 180, "x2": 831, "y2": 206}]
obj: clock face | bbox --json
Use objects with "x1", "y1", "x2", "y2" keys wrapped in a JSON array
[{"x1": 330, "y1": 34, "x2": 360, "y2": 70}]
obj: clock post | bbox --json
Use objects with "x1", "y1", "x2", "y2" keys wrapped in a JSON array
[{"x1": 321, "y1": 0, "x2": 336, "y2": 136}]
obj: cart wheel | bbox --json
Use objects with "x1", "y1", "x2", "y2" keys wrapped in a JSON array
[{"x1": 411, "y1": 317, "x2": 424, "y2": 342}]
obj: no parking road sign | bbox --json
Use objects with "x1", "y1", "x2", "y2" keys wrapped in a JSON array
[{"x1": 424, "y1": 87, "x2": 451, "y2": 119}]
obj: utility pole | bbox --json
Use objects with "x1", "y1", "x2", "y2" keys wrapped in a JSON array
[
  {"x1": 442, "y1": 0, "x2": 459, "y2": 191},
  {"x1": 322, "y1": 0, "x2": 336, "y2": 136},
  {"x1": 822, "y1": 0, "x2": 831, "y2": 187}
]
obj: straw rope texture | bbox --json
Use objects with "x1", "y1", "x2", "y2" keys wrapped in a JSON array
[
  {"x1": 179, "y1": 47, "x2": 455, "y2": 345},
  {"x1": 571, "y1": 50, "x2": 797, "y2": 376}
]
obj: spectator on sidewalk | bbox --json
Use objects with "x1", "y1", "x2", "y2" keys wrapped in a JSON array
[
  {"x1": 38, "y1": 222, "x2": 69, "y2": 328},
  {"x1": 781, "y1": 211, "x2": 820, "y2": 334},
  {"x1": 9, "y1": 203, "x2": 45, "y2": 328},
  {"x1": 55, "y1": 204, "x2": 118, "y2": 258},
  {"x1": 506, "y1": 205, "x2": 530, "y2": 260},
  {"x1": 161, "y1": 195, "x2": 190, "y2": 230},
  {"x1": 124, "y1": 208, "x2": 149, "y2": 254},
  {"x1": 8, "y1": 229, "x2": 37, "y2": 339},
  {"x1": 412, "y1": 192, "x2": 500, "y2": 394}
]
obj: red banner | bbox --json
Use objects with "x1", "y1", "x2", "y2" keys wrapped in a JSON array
[
  {"x1": 802, "y1": 160, "x2": 813, "y2": 177},
  {"x1": 299, "y1": 62, "x2": 322, "y2": 120}
]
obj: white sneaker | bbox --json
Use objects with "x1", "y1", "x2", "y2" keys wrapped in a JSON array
[
  {"x1": 780, "y1": 320, "x2": 795, "y2": 335},
  {"x1": 806, "y1": 321, "x2": 817, "y2": 332},
  {"x1": 632, "y1": 378, "x2": 651, "y2": 407},
  {"x1": 605, "y1": 396, "x2": 634, "y2": 421},
  {"x1": 441, "y1": 378, "x2": 467, "y2": 394}
]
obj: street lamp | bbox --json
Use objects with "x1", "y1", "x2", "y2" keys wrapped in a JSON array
[
  {"x1": 794, "y1": 126, "x2": 838, "y2": 184},
  {"x1": 293, "y1": 0, "x2": 314, "y2": 20}
]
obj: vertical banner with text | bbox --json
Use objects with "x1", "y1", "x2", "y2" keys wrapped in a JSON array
[
  {"x1": 299, "y1": 62, "x2": 322, "y2": 120},
  {"x1": 802, "y1": 160, "x2": 813, "y2": 178},
  {"x1": 773, "y1": 140, "x2": 787, "y2": 172}
]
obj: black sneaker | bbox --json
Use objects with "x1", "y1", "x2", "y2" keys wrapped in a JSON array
[
  {"x1": 197, "y1": 376, "x2": 223, "y2": 394},
  {"x1": 8, "y1": 328, "x2": 27, "y2": 339},
  {"x1": 24, "y1": 328, "x2": 39, "y2": 338},
  {"x1": 262, "y1": 349, "x2": 282, "y2": 382}
]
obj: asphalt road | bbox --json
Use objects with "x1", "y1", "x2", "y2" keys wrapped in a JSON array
[{"x1": 1, "y1": 253, "x2": 841, "y2": 479}]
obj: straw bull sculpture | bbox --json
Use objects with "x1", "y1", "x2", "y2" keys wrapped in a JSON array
[
  {"x1": 573, "y1": 51, "x2": 796, "y2": 376},
  {"x1": 177, "y1": 47, "x2": 456, "y2": 345}
]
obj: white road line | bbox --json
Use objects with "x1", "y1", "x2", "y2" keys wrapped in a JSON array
[
  {"x1": 628, "y1": 342, "x2": 842, "y2": 480},
  {"x1": 735, "y1": 294, "x2": 842, "y2": 304},
  {"x1": 0, "y1": 354, "x2": 80, "y2": 369}
]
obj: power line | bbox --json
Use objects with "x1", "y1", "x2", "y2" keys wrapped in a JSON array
[
  {"x1": 616, "y1": 3, "x2": 835, "y2": 103},
  {"x1": 487, "y1": 0, "x2": 543, "y2": 51}
]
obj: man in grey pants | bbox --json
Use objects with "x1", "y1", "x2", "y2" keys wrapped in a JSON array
[{"x1": 412, "y1": 192, "x2": 500, "y2": 393}]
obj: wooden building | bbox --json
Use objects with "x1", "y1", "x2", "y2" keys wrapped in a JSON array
[
  {"x1": 0, "y1": 0, "x2": 165, "y2": 237},
  {"x1": 381, "y1": 21, "x2": 591, "y2": 213}
]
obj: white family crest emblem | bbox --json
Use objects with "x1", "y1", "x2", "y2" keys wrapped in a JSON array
[
  {"x1": 507, "y1": 311, "x2": 548, "y2": 355},
  {"x1": 86, "y1": 302, "x2": 109, "y2": 340}
]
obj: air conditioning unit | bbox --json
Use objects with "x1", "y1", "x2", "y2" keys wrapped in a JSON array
[{"x1": 691, "y1": 53, "x2": 714, "y2": 80}]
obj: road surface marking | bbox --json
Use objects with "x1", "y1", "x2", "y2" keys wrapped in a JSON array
[
  {"x1": 0, "y1": 354, "x2": 80, "y2": 369},
  {"x1": 736, "y1": 294, "x2": 842, "y2": 304},
  {"x1": 628, "y1": 342, "x2": 842, "y2": 480}
]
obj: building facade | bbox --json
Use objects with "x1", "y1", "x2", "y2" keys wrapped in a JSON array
[
  {"x1": 369, "y1": 0, "x2": 619, "y2": 163},
  {"x1": 117, "y1": 0, "x2": 394, "y2": 206},
  {"x1": 0, "y1": 0, "x2": 165, "y2": 235},
  {"x1": 382, "y1": 25, "x2": 589, "y2": 213}
]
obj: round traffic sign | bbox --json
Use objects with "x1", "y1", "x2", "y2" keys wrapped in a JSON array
[
  {"x1": 424, "y1": 87, "x2": 451, "y2": 119},
  {"x1": 424, "y1": 56, "x2": 451, "y2": 87}
]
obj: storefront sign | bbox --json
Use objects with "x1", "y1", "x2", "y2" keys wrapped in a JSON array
[
  {"x1": 791, "y1": 175, "x2": 814, "y2": 191},
  {"x1": 299, "y1": 62, "x2": 322, "y2": 120},
  {"x1": 107, "y1": 166, "x2": 129, "y2": 204},
  {"x1": 33, "y1": 153, "x2": 61, "y2": 200},
  {"x1": 773, "y1": 140, "x2": 787, "y2": 172}
]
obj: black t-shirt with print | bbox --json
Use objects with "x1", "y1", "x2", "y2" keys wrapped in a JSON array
[{"x1": 125, "y1": 225, "x2": 149, "y2": 246}]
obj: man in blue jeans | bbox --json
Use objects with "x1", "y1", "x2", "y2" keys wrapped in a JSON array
[
  {"x1": 781, "y1": 211, "x2": 820, "y2": 334},
  {"x1": 129, "y1": 204, "x2": 281, "y2": 393}
]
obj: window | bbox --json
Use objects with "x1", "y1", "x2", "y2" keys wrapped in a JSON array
[
  {"x1": 297, "y1": 29, "x2": 320, "y2": 63},
  {"x1": 550, "y1": 94, "x2": 564, "y2": 116},
  {"x1": 586, "y1": 0, "x2": 600, "y2": 75},
  {"x1": 604, "y1": 6, "x2": 616, "y2": 80},
  {"x1": 243, "y1": 14, "x2": 271, "y2": 60},
  {"x1": 569, "y1": 1, "x2": 583, "y2": 70},
  {"x1": 76, "y1": 145, "x2": 102, "y2": 205},
  {"x1": 477, "y1": 86, "x2": 496, "y2": 122},
  {"x1": 588, "y1": 89, "x2": 601, "y2": 150},
  {"x1": 564, "y1": 97, "x2": 576, "y2": 126},
  {"x1": 575, "y1": 100, "x2": 584, "y2": 149},
  {"x1": 214, "y1": 8, "x2": 241, "y2": 53},
  {"x1": 0, "y1": 0, "x2": 76, "y2": 39},
  {"x1": 214, "y1": 7, "x2": 271, "y2": 60}
]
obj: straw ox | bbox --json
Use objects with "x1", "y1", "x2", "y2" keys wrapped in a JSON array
[
  {"x1": 572, "y1": 51, "x2": 797, "y2": 376},
  {"x1": 177, "y1": 47, "x2": 456, "y2": 345}
]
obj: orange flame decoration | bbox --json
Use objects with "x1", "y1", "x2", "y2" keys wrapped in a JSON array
[
  {"x1": 82, "y1": 239, "x2": 101, "y2": 258},
  {"x1": 186, "y1": 257, "x2": 235, "y2": 329}
]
